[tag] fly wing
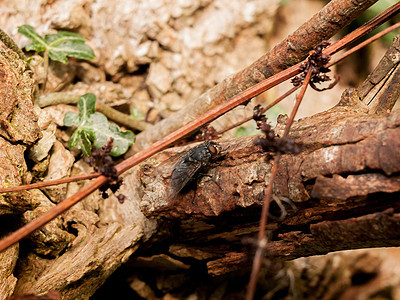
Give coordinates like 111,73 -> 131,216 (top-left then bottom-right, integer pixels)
151,150 -> 187,179
165,158 -> 202,201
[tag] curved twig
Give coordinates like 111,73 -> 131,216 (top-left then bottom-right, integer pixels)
327,22 -> 400,68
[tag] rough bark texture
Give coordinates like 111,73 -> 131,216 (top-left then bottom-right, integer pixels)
0,44 -> 40,299
0,243 -> 18,300
288,248 -> 400,300
0,47 -> 40,145
138,90 -> 400,275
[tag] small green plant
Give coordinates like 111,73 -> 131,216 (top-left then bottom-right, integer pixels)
17,25 -> 95,63
18,25 -> 95,91
130,107 -> 145,120
63,93 -> 135,156
234,124 -> 260,137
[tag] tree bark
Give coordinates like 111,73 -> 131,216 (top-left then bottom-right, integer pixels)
138,88 -> 400,275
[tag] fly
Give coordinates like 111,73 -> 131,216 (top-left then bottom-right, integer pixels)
165,140 -> 222,200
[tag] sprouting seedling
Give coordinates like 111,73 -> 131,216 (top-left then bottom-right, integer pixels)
18,25 -> 95,90
63,93 -> 135,157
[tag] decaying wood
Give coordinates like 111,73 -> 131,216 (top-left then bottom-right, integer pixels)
0,243 -> 18,299
138,89 -> 400,275
0,44 -> 41,299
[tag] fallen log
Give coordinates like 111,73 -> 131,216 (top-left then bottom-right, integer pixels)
138,89 -> 400,275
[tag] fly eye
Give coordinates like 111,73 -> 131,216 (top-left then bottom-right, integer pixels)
208,145 -> 220,155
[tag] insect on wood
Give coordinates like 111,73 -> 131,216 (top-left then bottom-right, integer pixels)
165,141 -> 222,200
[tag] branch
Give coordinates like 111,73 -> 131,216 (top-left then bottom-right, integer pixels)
246,70 -> 312,300
2,27 -> 398,196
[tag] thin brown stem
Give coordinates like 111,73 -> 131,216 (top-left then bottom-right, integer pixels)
245,236 -> 269,300
42,50 -> 49,92
114,65 -> 300,175
0,79 -> 297,196
325,1 -> 400,56
0,175 -> 109,252
218,86 -> 300,135
96,101 -> 147,131
0,173 -> 100,193
283,72 -> 312,138
246,155 -> 281,300
328,22 -> 400,68
222,20 -> 400,138
246,71 -> 312,300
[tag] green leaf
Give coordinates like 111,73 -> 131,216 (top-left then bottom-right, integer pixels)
18,25 -> 95,63
18,25 -> 47,52
63,93 -> 135,156
63,111 -> 80,127
77,93 -> 96,118
68,129 -> 92,157
45,31 -> 86,44
90,113 -> 136,156
79,130 -> 93,157
130,107 -> 145,120
63,93 -> 96,127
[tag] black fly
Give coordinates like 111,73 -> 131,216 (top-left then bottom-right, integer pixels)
165,141 -> 222,200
